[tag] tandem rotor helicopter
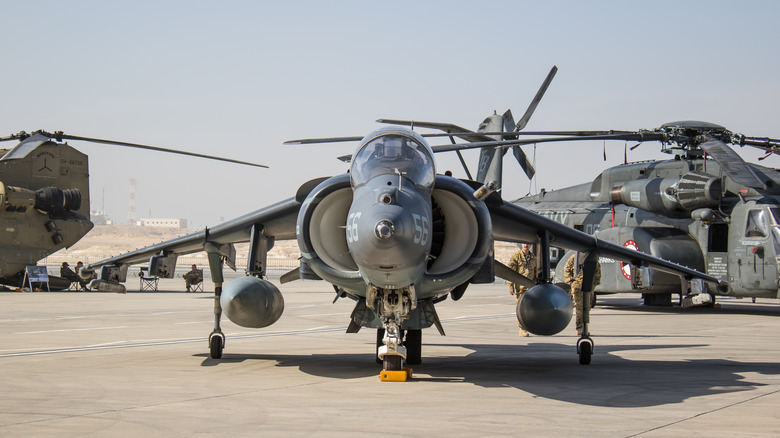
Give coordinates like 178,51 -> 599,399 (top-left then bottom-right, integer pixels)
0,130 -> 266,290
387,94 -> 780,308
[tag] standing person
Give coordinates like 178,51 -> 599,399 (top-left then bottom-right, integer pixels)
183,264 -> 203,292
508,243 -> 537,337
564,253 -> 601,336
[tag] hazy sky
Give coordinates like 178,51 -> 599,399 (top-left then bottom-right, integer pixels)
2,1 -> 779,229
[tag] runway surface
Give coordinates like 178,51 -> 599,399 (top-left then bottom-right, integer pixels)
1,280 -> 779,437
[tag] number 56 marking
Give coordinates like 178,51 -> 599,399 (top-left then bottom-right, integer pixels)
347,212 -> 361,243
412,213 -> 429,246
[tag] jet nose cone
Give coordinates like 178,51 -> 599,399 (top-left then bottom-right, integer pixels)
374,220 -> 395,240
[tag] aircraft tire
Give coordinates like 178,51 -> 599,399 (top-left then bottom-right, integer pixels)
642,293 -> 672,307
405,329 -> 422,365
578,341 -> 592,365
375,328 -> 385,364
384,354 -> 403,371
210,335 -> 223,359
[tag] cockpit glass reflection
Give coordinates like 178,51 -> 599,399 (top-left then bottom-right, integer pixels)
350,135 -> 435,189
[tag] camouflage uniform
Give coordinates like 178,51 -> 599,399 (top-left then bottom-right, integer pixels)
183,268 -> 203,291
564,255 -> 601,334
508,249 -> 537,297
509,248 -> 537,332
61,263 -> 89,290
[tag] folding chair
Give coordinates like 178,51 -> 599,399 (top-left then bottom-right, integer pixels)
68,281 -> 81,291
190,279 -> 204,292
139,267 -> 159,292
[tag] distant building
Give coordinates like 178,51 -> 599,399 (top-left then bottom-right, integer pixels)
139,218 -> 188,228
91,211 -> 113,225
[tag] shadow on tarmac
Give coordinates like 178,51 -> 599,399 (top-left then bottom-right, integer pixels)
195,340 -> 780,407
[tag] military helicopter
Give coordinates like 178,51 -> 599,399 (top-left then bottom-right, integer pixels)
0,130 -> 266,290
510,121 -> 780,306
418,119 -> 780,307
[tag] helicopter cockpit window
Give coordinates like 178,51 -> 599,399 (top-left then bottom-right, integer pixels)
769,207 -> 780,225
350,135 -> 435,189
745,209 -> 769,238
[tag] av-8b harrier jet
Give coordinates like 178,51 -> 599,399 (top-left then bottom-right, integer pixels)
89,126 -> 725,377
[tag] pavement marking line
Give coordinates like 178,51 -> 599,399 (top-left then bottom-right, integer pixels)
0,313 -> 516,358
444,314 -> 515,322
16,326 -> 129,335
0,310 -> 209,323
626,389 -> 780,437
85,341 -> 128,347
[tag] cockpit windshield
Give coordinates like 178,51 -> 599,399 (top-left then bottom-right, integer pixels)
350,134 -> 435,189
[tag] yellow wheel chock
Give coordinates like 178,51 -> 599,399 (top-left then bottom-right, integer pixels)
379,368 -> 413,382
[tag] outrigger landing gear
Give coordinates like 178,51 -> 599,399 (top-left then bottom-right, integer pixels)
576,252 -> 597,365
577,291 -> 594,365
209,284 -> 225,359
209,330 -> 225,359
205,244 -> 226,360
577,333 -> 593,365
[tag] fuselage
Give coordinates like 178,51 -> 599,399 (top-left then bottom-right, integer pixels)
514,157 -> 780,299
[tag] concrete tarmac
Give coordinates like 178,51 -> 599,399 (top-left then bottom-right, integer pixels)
1,280 -> 779,437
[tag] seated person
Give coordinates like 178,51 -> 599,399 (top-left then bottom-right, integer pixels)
61,262 -> 90,291
76,261 -> 96,286
183,264 -> 203,292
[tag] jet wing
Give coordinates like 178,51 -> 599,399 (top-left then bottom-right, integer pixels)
88,197 -> 302,269
488,198 -> 725,287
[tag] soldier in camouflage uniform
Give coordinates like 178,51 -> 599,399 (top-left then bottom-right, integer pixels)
183,264 -> 203,292
564,253 -> 601,335
509,243 -> 537,337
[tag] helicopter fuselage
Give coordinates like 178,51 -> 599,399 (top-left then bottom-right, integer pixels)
0,136 -> 92,285
514,156 -> 780,303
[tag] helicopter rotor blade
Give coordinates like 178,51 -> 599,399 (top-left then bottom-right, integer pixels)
58,133 -> 268,168
700,138 -> 766,190
0,131 -> 32,142
512,146 -> 535,179
738,136 -> 780,151
515,65 -> 558,131
502,110 -> 516,135
501,109 -> 536,178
